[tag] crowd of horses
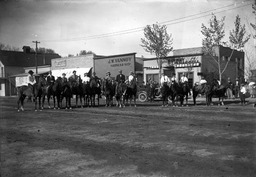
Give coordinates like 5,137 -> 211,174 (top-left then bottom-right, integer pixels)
16,76 -> 234,112
16,76 -> 138,112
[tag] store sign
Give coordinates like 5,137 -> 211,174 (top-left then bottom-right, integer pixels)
94,54 -> 135,79
107,57 -> 132,67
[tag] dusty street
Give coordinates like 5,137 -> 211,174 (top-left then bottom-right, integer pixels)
1,96 -> 256,177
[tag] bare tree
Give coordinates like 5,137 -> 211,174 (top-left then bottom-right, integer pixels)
141,23 -> 173,80
201,14 -> 250,83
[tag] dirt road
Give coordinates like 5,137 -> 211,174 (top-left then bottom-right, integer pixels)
1,97 -> 256,177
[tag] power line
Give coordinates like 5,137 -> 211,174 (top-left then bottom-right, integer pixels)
41,1 -> 253,43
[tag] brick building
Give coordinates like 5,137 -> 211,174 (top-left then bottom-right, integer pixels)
143,45 -> 245,88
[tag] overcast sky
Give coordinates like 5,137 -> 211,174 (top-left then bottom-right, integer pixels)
0,0 -> 255,58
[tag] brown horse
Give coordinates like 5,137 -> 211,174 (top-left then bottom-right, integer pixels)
17,78 -> 45,112
115,81 -> 127,108
42,77 -> 62,109
124,79 -> 137,107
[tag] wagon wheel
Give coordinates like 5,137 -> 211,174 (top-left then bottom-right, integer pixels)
138,91 -> 147,102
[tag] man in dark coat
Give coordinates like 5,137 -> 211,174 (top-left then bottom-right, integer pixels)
116,70 -> 125,84
46,71 -> 55,85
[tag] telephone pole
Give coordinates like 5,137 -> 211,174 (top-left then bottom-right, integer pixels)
32,41 -> 40,74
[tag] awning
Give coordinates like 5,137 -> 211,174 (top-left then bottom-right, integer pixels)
52,67 -> 92,78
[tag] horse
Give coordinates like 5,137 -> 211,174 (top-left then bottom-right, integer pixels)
42,77 -> 62,109
82,81 -> 91,107
17,78 -> 45,112
115,81 -> 127,108
208,80 -> 227,106
124,79 -> 137,107
160,83 -> 170,107
69,77 -> 84,108
102,78 -> 116,107
61,82 -> 72,109
89,77 -> 102,107
192,83 -> 212,106
169,81 -> 190,106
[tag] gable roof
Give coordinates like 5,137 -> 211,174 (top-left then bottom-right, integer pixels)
0,50 -> 61,67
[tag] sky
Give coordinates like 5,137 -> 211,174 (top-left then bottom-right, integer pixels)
0,0 -> 255,58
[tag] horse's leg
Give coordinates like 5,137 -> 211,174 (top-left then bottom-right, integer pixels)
134,94 -> 136,107
193,91 -> 197,105
34,96 -> 38,111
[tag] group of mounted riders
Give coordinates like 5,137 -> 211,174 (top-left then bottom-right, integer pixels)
146,72 -> 230,107
17,69 -> 138,111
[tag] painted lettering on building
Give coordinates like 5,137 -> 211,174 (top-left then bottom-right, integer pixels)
108,57 -> 132,67
54,60 -> 66,68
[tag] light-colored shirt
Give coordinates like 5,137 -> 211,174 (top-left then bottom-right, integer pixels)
160,75 -> 170,85
240,86 -> 246,94
27,74 -> 36,85
128,75 -> 134,82
82,76 -> 90,83
180,76 -> 188,83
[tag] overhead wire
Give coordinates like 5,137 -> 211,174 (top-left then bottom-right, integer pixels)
41,1 -> 253,43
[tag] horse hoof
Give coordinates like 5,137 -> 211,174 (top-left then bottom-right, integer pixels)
35,110 -> 38,112
48,106 -> 51,109
69,107 -> 72,110
134,105 -> 137,107
18,109 -> 20,112
65,107 -> 68,110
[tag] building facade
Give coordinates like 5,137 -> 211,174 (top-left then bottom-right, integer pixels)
0,47 -> 60,96
51,53 -> 144,84
143,46 -> 245,88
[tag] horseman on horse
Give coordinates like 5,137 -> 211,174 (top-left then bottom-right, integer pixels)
27,70 -> 37,98
160,72 -> 171,107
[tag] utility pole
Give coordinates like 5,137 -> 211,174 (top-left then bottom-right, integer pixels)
32,41 -> 40,74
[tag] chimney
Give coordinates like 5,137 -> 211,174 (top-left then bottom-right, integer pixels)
22,46 -> 31,53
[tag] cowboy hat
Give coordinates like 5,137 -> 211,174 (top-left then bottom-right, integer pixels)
62,73 -> 66,76
73,70 -> 76,73
28,70 -> 34,74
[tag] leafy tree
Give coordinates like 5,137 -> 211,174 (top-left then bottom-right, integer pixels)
0,43 -> 19,51
201,14 -> 250,83
37,47 -> 55,54
141,23 -> 173,79
229,15 -> 250,49
79,50 -> 95,56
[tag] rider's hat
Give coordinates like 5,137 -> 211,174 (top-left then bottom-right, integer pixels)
28,70 -> 34,74
73,70 -> 76,73
130,71 -> 134,75
62,73 -> 66,76
106,71 -> 110,75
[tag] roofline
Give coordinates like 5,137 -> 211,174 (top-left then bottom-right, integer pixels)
143,53 -> 204,61
94,52 -> 136,60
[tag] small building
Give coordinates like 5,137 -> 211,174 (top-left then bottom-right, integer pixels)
143,45 -> 244,88
0,47 -> 61,96
51,53 -> 144,84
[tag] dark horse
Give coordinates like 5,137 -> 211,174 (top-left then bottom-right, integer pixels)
208,80 -> 227,106
61,82 -> 72,109
89,77 -> 102,107
160,83 -> 170,107
192,82 -> 212,106
169,81 -> 190,106
115,81 -> 127,108
69,77 -> 84,108
102,79 -> 116,107
17,78 -> 45,112
124,79 -> 137,107
42,77 -> 62,109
